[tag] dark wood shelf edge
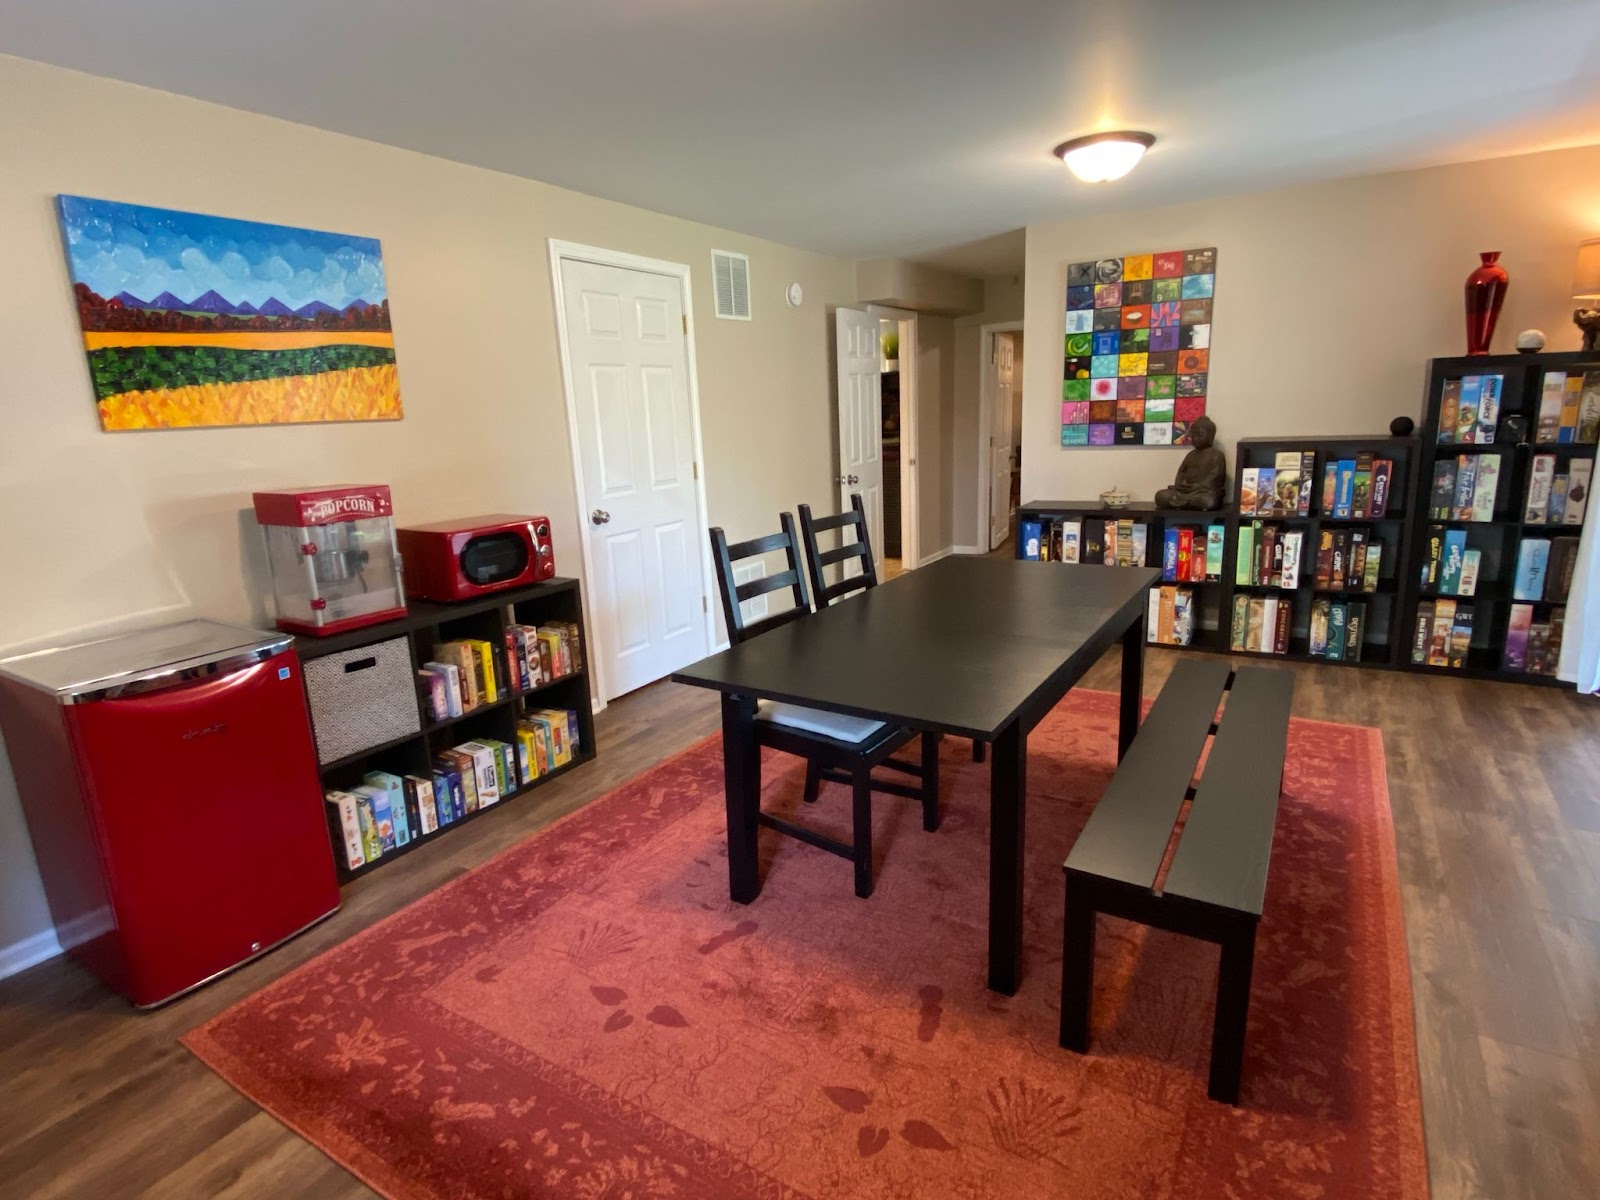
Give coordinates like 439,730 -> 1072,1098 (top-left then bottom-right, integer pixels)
319,727 -> 426,774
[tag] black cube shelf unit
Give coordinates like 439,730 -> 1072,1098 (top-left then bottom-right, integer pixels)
1017,433 -> 1423,668
1404,352 -> 1597,687
1231,434 -> 1422,667
297,578 -> 596,882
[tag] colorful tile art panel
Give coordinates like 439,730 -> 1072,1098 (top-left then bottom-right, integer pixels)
1062,247 -> 1215,447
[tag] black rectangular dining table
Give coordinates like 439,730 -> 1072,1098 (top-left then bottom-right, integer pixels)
672,555 -> 1159,995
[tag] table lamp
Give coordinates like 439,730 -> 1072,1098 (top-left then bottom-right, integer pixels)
1573,238 -> 1600,350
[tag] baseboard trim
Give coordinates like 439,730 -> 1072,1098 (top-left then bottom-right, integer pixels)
0,927 -> 62,981
916,546 -> 955,568
951,544 -> 986,556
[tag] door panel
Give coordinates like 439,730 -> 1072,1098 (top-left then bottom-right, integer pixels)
834,307 -> 884,579
562,258 -> 709,698
590,364 -> 636,496
653,521 -> 694,637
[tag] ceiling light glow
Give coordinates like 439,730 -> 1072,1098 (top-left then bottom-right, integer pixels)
1052,131 -> 1155,183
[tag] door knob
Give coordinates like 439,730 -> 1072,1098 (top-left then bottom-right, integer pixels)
843,474 -> 859,486
590,509 -> 611,525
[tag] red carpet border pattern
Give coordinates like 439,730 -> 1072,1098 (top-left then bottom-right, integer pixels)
185,689 -> 1428,1199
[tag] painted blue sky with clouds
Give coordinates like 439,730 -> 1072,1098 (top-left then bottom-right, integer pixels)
57,195 -> 388,309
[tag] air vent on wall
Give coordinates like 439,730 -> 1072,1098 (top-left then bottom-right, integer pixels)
711,250 -> 751,320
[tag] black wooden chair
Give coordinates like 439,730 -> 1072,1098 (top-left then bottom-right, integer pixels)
708,513 -> 939,898
797,495 -> 986,764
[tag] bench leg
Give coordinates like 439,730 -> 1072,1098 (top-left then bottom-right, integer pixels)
852,768 -> 874,899
1208,924 -> 1257,1104
1058,876 -> 1097,1052
801,759 -> 821,804
972,740 -> 986,763
920,733 -> 941,832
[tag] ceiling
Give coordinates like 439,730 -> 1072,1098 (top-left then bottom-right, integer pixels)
5,1 -> 1600,276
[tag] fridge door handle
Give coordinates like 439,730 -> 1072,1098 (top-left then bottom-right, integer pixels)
82,657 -> 288,711
62,643 -> 295,705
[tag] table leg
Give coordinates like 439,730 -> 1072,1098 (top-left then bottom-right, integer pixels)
1118,613 -> 1144,762
721,693 -> 761,903
987,718 -> 1026,995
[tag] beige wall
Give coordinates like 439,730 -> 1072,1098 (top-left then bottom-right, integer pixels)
953,275 -> 1025,548
0,55 -> 858,967
857,259 -> 983,316
1023,144 -> 1600,506
915,315 -> 956,555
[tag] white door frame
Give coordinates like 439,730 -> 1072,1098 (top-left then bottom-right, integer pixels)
867,304 -> 919,569
976,319 -> 1025,553
548,238 -> 719,712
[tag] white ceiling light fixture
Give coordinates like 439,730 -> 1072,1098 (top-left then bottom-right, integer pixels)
1053,131 -> 1156,183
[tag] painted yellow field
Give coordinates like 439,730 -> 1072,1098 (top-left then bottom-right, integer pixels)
98,364 -> 402,430
83,330 -> 395,351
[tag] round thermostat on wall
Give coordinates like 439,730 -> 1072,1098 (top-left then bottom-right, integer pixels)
785,282 -> 804,307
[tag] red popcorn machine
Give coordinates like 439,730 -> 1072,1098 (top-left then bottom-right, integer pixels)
252,485 -> 407,636
0,620 -> 340,1007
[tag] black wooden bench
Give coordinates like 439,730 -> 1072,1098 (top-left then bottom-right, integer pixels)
1058,658 -> 1294,1104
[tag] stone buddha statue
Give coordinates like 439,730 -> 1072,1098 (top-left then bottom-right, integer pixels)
1154,415 -> 1226,510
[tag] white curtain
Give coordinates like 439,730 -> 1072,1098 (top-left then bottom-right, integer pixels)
1559,508 -> 1600,693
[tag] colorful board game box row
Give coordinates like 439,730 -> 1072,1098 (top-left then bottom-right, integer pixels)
324,711 -> 582,871
1063,247 -> 1217,446
418,621 -> 581,722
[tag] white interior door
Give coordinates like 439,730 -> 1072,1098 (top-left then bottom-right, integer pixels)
834,307 -> 884,577
561,257 -> 708,698
989,332 -> 1016,549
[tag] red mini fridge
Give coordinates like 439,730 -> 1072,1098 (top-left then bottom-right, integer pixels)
0,620 -> 340,1007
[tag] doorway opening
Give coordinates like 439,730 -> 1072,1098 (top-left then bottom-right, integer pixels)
977,320 -> 1025,552
873,307 -> 918,579
880,316 -> 905,578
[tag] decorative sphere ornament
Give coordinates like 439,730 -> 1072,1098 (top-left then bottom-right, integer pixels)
1516,328 -> 1547,354
1390,416 -> 1416,437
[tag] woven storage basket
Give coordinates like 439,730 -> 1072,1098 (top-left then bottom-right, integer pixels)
303,636 -> 421,765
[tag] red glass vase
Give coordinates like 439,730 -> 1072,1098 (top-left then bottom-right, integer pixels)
1464,250 -> 1508,355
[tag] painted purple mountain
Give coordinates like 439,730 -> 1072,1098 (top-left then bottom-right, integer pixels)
234,300 -> 259,316
186,289 -> 239,314
256,298 -> 297,318
293,300 -> 339,319
147,291 -> 191,311
111,291 -> 149,308
342,298 -> 371,313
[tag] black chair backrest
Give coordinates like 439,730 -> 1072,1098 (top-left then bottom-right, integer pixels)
709,513 -> 812,646
797,494 -> 878,607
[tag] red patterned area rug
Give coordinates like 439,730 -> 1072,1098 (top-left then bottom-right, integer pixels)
185,690 -> 1427,1200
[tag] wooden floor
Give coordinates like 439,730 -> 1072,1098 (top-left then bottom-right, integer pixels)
2,568 -> 1598,1198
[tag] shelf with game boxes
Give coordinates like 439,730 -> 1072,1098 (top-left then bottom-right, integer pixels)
1017,504 -> 1162,567
1016,501 -> 1231,649
1236,440 -> 1406,524
1230,436 -> 1418,668
1405,353 -> 1598,686
298,577 -> 598,883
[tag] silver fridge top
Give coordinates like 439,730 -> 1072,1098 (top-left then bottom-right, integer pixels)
0,620 -> 292,704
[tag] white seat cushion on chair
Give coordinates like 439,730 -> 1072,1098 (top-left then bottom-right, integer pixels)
756,699 -> 886,743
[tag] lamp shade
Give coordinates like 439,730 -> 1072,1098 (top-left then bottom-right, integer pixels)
1052,132 -> 1155,183
1573,238 -> 1600,300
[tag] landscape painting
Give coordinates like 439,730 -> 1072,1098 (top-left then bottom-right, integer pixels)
56,195 -> 402,430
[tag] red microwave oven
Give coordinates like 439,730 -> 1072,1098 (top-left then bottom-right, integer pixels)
397,515 -> 555,601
